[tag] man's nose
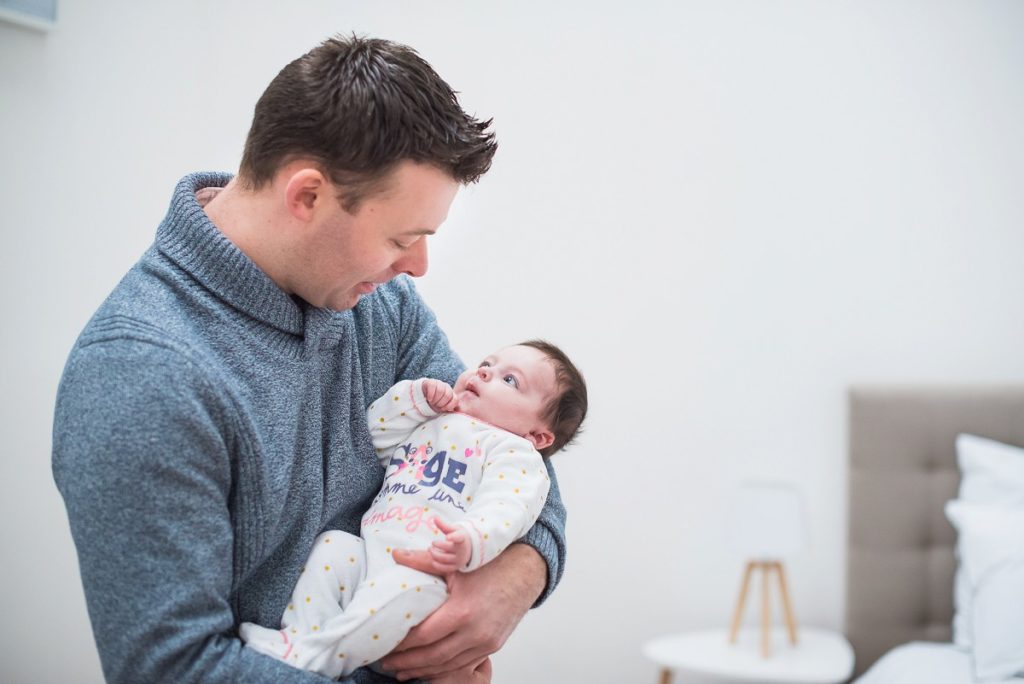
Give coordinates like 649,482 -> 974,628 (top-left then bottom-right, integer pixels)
396,238 -> 428,278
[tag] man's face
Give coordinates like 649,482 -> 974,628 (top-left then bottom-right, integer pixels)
295,161 -> 459,311
453,345 -> 557,448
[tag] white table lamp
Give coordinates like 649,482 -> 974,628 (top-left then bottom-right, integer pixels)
728,482 -> 807,658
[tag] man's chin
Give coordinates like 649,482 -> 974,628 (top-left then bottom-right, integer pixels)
326,282 -> 383,310
322,292 -> 361,312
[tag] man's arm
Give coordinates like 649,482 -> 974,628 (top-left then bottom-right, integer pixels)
52,339 -> 335,683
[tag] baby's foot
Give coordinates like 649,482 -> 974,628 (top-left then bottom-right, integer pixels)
239,622 -> 294,661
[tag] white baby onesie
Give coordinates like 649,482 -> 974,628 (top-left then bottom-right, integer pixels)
240,378 -> 550,678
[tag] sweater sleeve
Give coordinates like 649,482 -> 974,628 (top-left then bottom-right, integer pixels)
453,435 -> 550,572
52,339 -> 338,684
388,277 -> 568,605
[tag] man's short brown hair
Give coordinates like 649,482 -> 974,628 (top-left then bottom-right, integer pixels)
519,340 -> 588,458
240,34 -> 497,210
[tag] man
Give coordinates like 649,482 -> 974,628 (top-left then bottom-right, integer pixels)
52,35 -> 566,684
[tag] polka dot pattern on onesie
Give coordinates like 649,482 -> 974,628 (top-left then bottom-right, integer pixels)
253,399 -> 551,678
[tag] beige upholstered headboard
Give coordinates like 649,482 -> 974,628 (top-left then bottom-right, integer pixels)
845,386 -> 1024,677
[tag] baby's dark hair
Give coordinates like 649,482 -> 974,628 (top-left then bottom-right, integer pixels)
519,340 -> 588,457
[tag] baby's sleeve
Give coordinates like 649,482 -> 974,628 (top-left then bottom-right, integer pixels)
367,379 -> 438,455
453,435 -> 551,572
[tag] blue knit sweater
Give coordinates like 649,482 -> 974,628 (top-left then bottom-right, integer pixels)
52,173 -> 567,683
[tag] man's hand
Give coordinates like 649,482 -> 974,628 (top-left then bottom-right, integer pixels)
428,657 -> 492,684
425,518 -> 472,574
423,379 -> 458,413
383,544 -> 546,682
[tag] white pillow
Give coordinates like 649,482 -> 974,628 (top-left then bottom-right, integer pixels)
956,434 -> 1024,506
951,434 -> 1024,647
944,501 -> 1024,682
972,557 -> 1024,683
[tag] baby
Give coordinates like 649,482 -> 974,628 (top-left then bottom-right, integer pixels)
240,339 -> 587,678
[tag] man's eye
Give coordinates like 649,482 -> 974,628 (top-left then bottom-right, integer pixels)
503,374 -> 519,388
392,240 -> 412,250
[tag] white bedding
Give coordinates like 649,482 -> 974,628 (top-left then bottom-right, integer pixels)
854,642 -> 1024,684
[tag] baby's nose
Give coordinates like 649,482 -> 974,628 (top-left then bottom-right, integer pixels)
477,366 -> 492,380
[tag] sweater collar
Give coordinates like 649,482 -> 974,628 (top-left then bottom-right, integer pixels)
156,172 -> 304,336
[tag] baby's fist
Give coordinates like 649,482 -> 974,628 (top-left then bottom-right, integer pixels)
422,379 -> 458,413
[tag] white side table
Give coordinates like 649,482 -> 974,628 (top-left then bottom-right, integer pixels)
643,627 -> 854,684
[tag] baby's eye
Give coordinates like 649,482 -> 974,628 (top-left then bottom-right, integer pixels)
479,361 -> 491,368
503,374 -> 519,389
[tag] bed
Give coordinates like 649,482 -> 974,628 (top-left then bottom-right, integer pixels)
844,386 -> 1024,681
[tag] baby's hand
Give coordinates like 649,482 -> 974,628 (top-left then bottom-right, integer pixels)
426,517 -> 472,574
422,379 -> 458,413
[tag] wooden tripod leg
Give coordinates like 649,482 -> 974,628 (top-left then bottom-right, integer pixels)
761,562 -> 772,658
729,561 -> 756,643
658,668 -> 673,684
774,561 -> 799,645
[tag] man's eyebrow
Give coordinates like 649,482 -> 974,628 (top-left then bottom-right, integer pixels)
405,228 -> 437,236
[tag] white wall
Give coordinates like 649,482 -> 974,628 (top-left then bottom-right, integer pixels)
3,1 -> 1023,682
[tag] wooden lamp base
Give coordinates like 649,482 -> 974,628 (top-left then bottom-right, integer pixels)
728,560 -> 798,657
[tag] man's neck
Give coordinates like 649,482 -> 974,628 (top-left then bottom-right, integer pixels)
201,178 -> 296,295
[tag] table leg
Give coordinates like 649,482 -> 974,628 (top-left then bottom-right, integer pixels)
761,561 -> 772,658
658,668 -> 673,684
729,561 -> 756,643
774,561 -> 799,646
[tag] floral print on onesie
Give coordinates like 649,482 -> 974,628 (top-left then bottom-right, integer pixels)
240,378 -> 550,678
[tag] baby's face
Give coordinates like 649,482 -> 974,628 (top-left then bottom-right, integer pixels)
454,345 -> 556,451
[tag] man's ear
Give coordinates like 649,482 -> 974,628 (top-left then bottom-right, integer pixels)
527,428 -> 554,452
283,168 -> 329,221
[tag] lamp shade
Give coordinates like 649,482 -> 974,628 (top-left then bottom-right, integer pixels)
730,482 -> 807,559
